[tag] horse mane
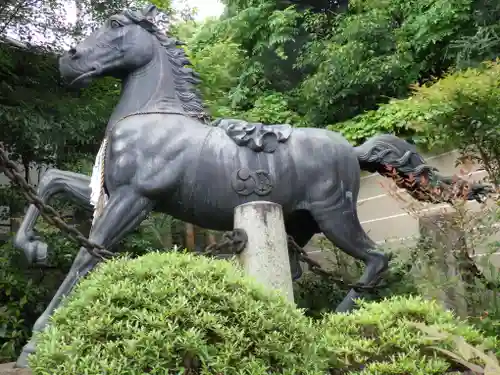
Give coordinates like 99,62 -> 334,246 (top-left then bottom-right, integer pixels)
123,8 -> 211,123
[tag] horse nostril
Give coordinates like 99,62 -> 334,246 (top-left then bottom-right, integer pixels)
68,48 -> 79,59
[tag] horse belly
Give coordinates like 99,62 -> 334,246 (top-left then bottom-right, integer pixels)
156,203 -> 234,232
181,155 -> 301,231
185,183 -> 242,231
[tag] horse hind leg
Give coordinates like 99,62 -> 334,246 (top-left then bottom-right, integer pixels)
285,210 -> 320,281
14,169 -> 92,265
287,231 -> 312,281
312,204 -> 389,312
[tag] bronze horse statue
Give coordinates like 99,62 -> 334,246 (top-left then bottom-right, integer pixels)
12,4 -> 490,367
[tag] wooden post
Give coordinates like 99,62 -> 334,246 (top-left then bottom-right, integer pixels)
234,201 -> 294,303
185,222 -> 195,250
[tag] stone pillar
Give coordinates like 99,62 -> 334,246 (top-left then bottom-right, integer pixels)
418,212 -> 468,317
234,201 -> 294,303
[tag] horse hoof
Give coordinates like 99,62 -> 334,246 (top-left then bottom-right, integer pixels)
29,240 -> 48,265
14,349 -> 33,368
15,340 -> 36,368
16,238 -> 49,265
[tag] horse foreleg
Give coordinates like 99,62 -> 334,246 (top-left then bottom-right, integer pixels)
14,169 -> 92,265
15,246 -> 100,368
15,185 -> 153,368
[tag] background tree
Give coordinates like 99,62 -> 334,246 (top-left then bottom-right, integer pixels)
187,0 -> 500,136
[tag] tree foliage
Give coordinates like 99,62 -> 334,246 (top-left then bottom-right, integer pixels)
186,0 -> 500,139
2,0 -> 499,174
0,44 -> 117,174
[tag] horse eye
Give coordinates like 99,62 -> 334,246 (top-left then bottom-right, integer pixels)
110,20 -> 121,28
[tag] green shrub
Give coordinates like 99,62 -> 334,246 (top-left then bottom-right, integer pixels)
318,295 -> 499,374
329,97 -> 426,145
293,246 -> 420,319
30,251 -> 327,375
294,272 -> 346,318
29,251 -> 500,375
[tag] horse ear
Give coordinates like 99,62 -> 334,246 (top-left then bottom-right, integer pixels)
142,4 -> 158,20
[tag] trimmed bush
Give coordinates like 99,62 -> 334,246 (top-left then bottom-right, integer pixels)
318,295 -> 499,374
30,251 -> 327,375
293,272 -> 346,319
30,251 -> 499,375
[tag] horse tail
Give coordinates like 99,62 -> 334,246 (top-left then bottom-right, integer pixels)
353,134 -> 438,198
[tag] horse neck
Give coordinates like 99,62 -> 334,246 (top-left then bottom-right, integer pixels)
107,48 -> 186,127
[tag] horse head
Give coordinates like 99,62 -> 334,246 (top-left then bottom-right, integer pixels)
59,4 -> 164,87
